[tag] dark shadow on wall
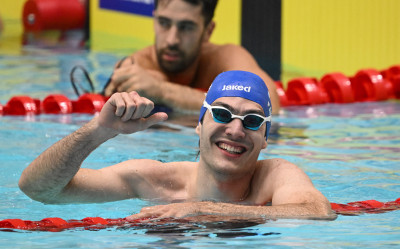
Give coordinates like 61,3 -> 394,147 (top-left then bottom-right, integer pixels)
241,0 -> 281,81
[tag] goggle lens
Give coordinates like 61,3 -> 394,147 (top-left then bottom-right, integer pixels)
243,114 -> 264,128
212,108 -> 232,123
209,106 -> 268,130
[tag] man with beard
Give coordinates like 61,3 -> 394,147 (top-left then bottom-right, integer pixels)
103,0 -> 281,114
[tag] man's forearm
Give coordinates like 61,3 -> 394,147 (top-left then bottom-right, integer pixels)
18,118 -> 115,203
127,200 -> 336,221
197,201 -> 336,220
157,81 -> 205,113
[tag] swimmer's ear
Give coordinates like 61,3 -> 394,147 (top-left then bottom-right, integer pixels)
262,140 -> 267,149
195,123 -> 202,135
203,21 -> 215,42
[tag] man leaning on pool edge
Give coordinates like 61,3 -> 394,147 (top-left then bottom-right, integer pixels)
19,70 -> 336,221
103,0 -> 281,114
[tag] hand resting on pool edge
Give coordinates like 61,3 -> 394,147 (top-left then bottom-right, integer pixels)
19,70 -> 336,221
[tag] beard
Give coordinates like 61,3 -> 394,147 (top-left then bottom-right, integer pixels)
156,43 -> 201,74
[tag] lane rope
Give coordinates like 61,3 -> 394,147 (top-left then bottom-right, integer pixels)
1,198 -> 399,231
1,65 -> 399,116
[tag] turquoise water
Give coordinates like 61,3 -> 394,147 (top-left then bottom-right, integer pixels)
0,50 -> 400,248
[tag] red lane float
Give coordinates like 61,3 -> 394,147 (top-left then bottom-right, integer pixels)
382,65 -> 400,99
286,77 -> 328,105
0,217 -> 135,232
73,93 -> 107,114
3,96 -> 41,115
276,64 -> 399,107
331,197 -> 400,215
1,94 -> 107,116
391,76 -> 400,99
275,81 -> 290,107
23,0 -> 86,31
320,73 -> 354,103
1,198 -> 399,231
42,94 -> 73,114
350,69 -> 390,102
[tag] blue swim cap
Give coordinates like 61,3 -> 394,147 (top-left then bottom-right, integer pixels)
199,70 -> 272,141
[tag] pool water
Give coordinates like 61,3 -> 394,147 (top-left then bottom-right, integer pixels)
0,50 -> 400,248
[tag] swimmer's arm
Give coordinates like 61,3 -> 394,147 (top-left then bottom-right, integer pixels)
19,92 -> 168,204
216,44 -> 281,115
108,75 -> 206,113
18,118 -> 118,203
127,198 -> 335,222
128,186 -> 335,221
104,52 -> 206,113
52,159 -> 170,203
268,160 -> 334,218
126,76 -> 206,113
244,159 -> 335,219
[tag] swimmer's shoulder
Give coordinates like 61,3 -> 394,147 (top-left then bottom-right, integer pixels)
131,45 -> 158,69
108,159 -> 197,182
248,159 -> 290,204
201,43 -> 247,59
200,43 -> 257,73
256,158 -> 311,189
250,159 -> 303,201
256,158 -> 301,176
195,43 -> 246,87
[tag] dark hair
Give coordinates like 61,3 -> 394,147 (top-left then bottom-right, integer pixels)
154,0 -> 218,26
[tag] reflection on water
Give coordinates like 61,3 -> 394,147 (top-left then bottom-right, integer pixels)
123,218 -> 273,237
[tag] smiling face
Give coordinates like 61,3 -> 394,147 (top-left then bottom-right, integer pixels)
196,97 -> 268,179
153,0 -> 214,73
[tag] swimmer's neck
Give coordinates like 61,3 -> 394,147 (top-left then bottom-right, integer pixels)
165,58 -> 201,86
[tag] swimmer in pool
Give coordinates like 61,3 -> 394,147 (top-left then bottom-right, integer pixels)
102,0 -> 280,114
19,70 -> 335,220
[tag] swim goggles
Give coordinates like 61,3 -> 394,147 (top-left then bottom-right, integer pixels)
203,101 -> 271,131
